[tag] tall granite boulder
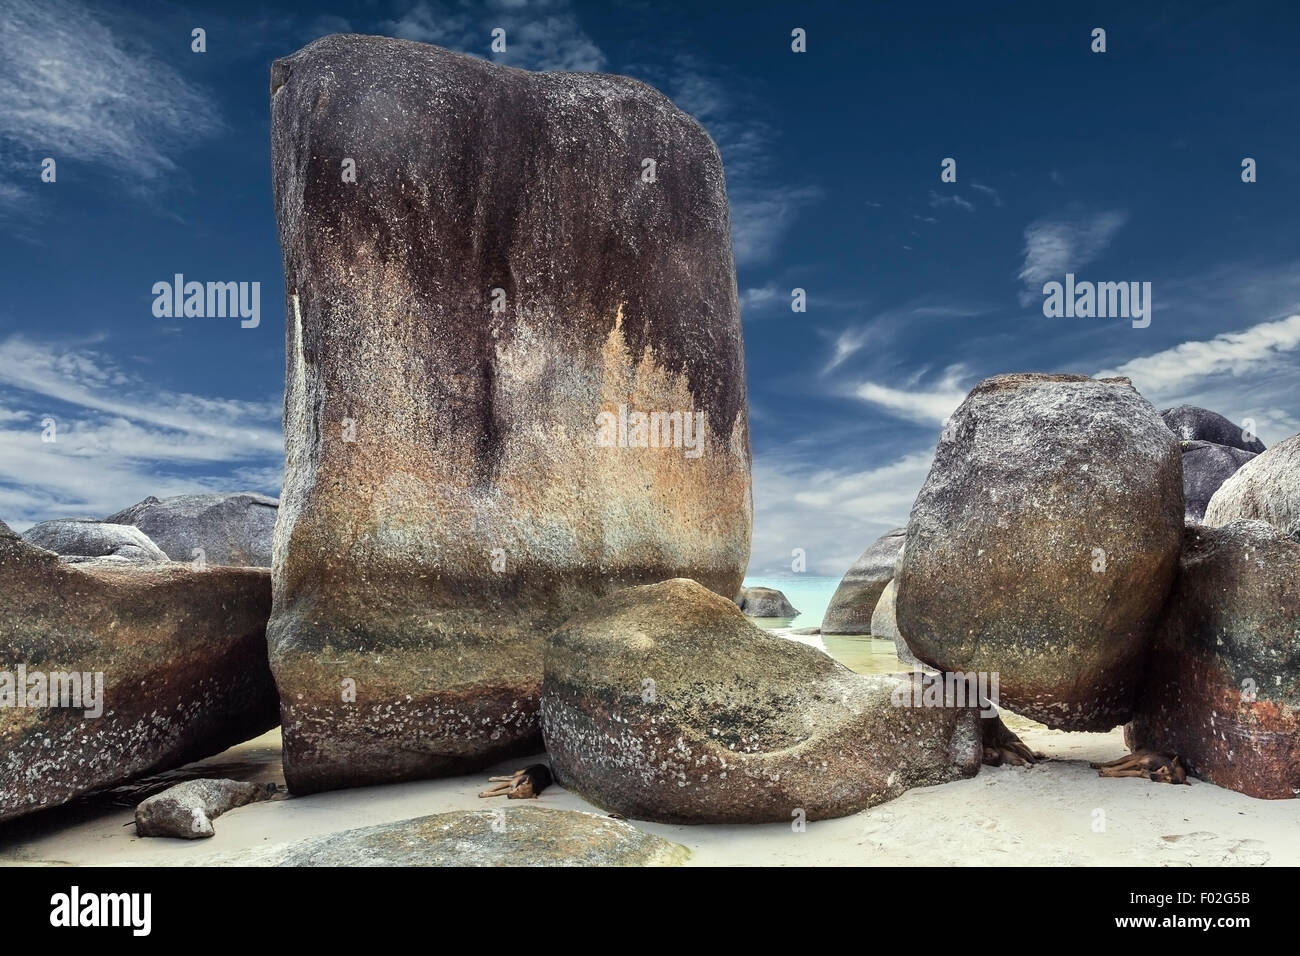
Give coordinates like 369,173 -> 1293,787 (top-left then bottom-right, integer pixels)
821,528 -> 906,634
1205,433 -> 1300,536
268,36 -> 752,793
106,493 -> 279,568
21,520 -> 167,564
1127,521 -> 1300,798
541,579 -> 982,823
1161,404 -> 1266,454
896,374 -> 1184,731
1179,441 -> 1256,523
0,521 -> 278,822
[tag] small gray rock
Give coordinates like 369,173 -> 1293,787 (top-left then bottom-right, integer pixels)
135,778 -> 275,839
734,586 -> 799,617
1161,404 -> 1266,454
1180,440 -> 1256,522
271,808 -> 688,866
106,493 -> 278,567
20,520 -> 167,563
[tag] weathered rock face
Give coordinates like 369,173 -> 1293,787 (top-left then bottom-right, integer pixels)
1161,404 -> 1266,454
822,528 -> 906,634
896,374 -> 1184,731
1205,433 -> 1300,536
871,579 -> 899,639
735,586 -> 798,618
106,493 -> 278,568
135,778 -> 275,839
0,522 -> 278,822
21,520 -> 167,564
1179,440 -> 1255,522
541,579 -> 982,824
266,808 -> 689,867
1127,521 -> 1300,799
268,35 -> 751,794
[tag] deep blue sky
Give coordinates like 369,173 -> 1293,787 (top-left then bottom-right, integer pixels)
2,0 -> 1298,575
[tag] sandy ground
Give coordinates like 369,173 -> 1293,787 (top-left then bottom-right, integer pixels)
2,721 -> 1296,866
3,635 -> 1295,866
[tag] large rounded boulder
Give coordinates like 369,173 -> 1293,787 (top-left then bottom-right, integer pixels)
0,521 -> 278,822
1127,521 -> 1300,798
268,36 -> 751,793
821,528 -> 906,634
541,578 -> 982,824
1180,440 -> 1256,523
21,520 -> 167,564
896,373 -> 1184,730
1161,404 -> 1266,454
106,493 -> 278,567
1204,433 -> 1300,536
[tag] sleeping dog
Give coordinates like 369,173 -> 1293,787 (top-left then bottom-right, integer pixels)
478,763 -> 553,799
1091,750 -> 1189,785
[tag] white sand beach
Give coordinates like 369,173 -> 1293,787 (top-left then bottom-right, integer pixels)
3,716 -> 1295,867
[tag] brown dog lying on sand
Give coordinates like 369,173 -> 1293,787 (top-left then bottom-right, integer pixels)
1091,750 -> 1188,784
478,763 -> 553,799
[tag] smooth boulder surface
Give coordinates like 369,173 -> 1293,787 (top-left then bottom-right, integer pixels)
1127,521 -> 1300,799
1161,404 -> 1266,454
268,35 -> 751,794
735,586 -> 798,618
0,522 -> 278,822
897,374 -> 1184,731
265,808 -> 689,866
870,578 -> 924,670
1205,433 -> 1300,536
20,520 -> 167,564
135,778 -> 275,839
541,579 -> 982,824
821,528 -> 906,634
1180,441 -> 1256,522
106,493 -> 278,567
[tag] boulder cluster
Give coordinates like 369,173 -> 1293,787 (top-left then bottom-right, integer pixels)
851,375 -> 1299,799
4,35 -> 1296,841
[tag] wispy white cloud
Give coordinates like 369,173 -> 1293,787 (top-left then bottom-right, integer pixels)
740,283 -> 786,316
1098,314 -> 1300,393
0,0 -> 221,207
1094,314 -> 1300,443
824,326 -> 874,373
1018,210 -> 1128,303
929,189 -> 974,212
381,0 -> 606,71
652,57 -> 820,267
749,449 -> 934,576
970,181 -> 1002,206
852,369 -> 968,426
0,337 -> 282,529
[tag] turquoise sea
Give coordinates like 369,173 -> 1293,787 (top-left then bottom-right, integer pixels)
742,573 -> 912,676
740,574 -> 841,630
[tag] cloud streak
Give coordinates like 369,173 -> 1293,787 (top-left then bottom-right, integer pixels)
1018,210 -> 1128,303
0,0 -> 221,206
0,337 -> 282,529
381,0 -> 606,72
